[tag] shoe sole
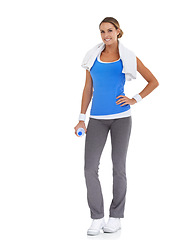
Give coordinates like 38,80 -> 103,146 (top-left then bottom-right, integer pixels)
87,232 -> 100,236
87,225 -> 105,236
103,227 -> 121,233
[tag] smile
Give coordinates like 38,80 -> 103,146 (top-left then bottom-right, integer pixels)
104,38 -> 111,42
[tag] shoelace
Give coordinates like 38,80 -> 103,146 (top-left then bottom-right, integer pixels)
90,219 -> 104,229
106,219 -> 120,228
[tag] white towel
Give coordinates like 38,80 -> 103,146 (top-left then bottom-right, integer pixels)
81,40 -> 137,81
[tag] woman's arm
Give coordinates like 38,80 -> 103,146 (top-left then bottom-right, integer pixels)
116,57 -> 159,106
74,70 -> 93,136
80,70 -> 93,115
136,57 -> 159,99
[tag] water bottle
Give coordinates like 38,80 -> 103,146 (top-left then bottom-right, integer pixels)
77,128 -> 85,137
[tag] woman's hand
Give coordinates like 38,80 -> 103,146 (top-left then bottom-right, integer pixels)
74,121 -> 87,137
116,95 -> 136,106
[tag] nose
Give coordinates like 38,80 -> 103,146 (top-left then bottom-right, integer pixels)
104,33 -> 109,38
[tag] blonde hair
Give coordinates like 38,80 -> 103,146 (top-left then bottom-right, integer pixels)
99,17 -> 123,38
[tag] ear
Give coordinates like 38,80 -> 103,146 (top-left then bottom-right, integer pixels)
117,28 -> 120,36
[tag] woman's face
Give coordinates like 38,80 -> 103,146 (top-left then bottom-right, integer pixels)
99,22 -> 120,45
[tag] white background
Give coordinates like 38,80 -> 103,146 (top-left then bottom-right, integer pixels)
0,0 -> 180,239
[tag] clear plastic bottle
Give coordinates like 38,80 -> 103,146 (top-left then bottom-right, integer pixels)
77,128 -> 85,137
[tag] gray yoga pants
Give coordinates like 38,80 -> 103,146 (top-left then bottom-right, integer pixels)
84,116 -> 132,219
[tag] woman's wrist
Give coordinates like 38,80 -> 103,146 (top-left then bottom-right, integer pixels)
131,98 -> 137,105
132,94 -> 142,103
79,113 -> 86,122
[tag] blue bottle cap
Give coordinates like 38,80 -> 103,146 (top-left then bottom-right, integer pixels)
77,128 -> 85,136
78,131 -> 82,136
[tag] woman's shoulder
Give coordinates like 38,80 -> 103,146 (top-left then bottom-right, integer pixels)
81,42 -> 105,70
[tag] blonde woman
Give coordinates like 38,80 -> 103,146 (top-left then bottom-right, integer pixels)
74,17 -> 159,236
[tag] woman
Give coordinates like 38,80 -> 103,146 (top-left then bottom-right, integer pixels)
74,17 -> 159,236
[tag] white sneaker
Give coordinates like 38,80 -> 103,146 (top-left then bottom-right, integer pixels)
103,217 -> 121,233
87,218 -> 105,236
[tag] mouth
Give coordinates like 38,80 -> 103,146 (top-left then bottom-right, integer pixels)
104,38 -> 111,42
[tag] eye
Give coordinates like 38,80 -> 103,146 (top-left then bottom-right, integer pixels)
108,30 -> 112,32
101,30 -> 105,33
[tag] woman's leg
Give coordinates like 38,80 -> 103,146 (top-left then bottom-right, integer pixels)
84,118 -> 110,219
109,116 -> 132,218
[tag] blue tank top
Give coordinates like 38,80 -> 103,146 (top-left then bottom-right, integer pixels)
90,57 -> 130,116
